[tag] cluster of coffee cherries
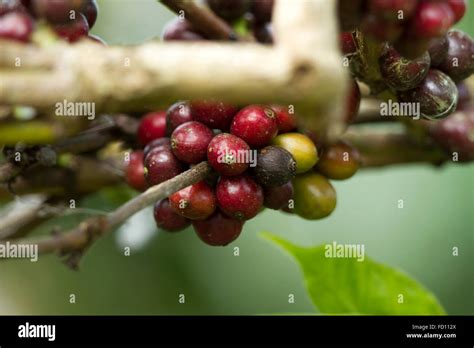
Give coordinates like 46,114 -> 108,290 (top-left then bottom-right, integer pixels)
0,0 -> 102,44
122,0 -> 362,246
340,0 -> 474,161
163,0 -> 274,44
125,101 -> 361,246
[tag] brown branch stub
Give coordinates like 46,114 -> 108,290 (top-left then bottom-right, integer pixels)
160,0 -> 239,41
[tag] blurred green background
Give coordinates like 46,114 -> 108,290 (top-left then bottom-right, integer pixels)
0,0 -> 473,315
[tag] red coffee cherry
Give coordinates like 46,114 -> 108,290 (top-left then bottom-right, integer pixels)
171,121 -> 214,164
216,175 -> 263,221
193,210 -> 243,246
190,100 -> 239,131
169,181 -> 217,220
410,2 -> 454,39
230,105 -> 278,148
144,147 -> 185,186
137,111 -> 167,146
271,105 -> 297,134
153,199 -> 190,232
166,101 -> 193,135
125,150 -> 147,192
207,133 -> 250,176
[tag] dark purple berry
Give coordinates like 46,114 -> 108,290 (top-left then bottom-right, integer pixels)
428,35 -> 449,67
144,147 -> 185,186
171,121 -> 214,164
398,69 -> 458,120
154,199 -> 190,232
264,181 -> 294,210
438,30 -> 474,83
82,0 -> 97,29
166,101 -> 193,135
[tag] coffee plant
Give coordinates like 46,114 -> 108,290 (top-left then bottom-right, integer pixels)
0,0 -> 472,315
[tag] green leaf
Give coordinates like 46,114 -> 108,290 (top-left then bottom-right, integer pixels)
261,232 -> 446,315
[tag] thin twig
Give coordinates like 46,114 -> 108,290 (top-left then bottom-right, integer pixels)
0,115 -> 138,183
159,0 -> 239,41
343,126 -> 447,167
0,194 -> 49,239
0,162 -> 211,267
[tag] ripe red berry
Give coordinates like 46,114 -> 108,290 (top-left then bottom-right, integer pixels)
190,100 -> 238,131
82,0 -> 98,29
0,12 -> 33,42
410,2 -> 454,39
137,111 -> 167,146
271,105 -> 297,133
125,150 -> 147,192
340,32 -> 357,55
216,175 -> 263,220
193,210 -> 243,246
169,181 -> 217,220
144,147 -> 185,186
154,199 -> 190,232
166,101 -> 193,135
170,121 -> 213,164
231,105 -> 278,148
53,12 -> 89,42
448,0 -> 466,24
264,181 -> 294,210
207,133 -> 250,176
